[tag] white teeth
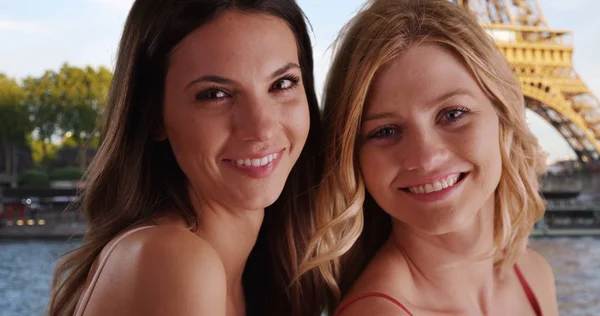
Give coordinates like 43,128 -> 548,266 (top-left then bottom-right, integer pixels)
407,174 -> 461,194
425,183 -> 433,194
233,153 -> 278,167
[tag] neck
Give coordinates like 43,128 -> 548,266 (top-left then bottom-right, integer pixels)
389,196 -> 500,312
189,187 -> 264,296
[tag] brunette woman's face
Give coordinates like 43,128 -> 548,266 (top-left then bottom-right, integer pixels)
161,11 -> 310,211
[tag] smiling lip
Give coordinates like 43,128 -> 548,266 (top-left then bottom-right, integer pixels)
399,172 -> 468,202
223,149 -> 285,179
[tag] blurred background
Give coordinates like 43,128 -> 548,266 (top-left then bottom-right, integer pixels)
0,0 -> 599,315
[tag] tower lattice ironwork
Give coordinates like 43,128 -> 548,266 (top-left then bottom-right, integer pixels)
451,0 -> 600,162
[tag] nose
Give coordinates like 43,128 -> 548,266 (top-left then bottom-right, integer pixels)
233,94 -> 278,142
400,127 -> 449,172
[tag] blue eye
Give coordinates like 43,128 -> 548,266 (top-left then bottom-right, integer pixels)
443,107 -> 470,122
368,125 -> 397,139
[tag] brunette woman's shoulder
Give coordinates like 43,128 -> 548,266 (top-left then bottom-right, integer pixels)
80,223 -> 226,316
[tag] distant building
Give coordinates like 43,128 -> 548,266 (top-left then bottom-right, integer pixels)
0,146 -> 34,189
546,158 -> 599,175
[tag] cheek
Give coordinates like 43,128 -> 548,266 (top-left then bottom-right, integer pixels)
283,100 -> 311,144
467,118 -> 502,186
163,108 -> 222,164
165,110 -> 194,150
298,104 -> 311,140
359,146 -> 392,191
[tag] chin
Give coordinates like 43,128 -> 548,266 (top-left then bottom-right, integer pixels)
246,196 -> 280,211
407,220 -> 459,236
237,184 -> 286,211
400,205 -> 479,236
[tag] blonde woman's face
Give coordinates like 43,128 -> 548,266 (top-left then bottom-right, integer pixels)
358,43 -> 502,234
161,11 -> 310,211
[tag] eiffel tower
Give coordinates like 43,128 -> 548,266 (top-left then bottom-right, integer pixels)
451,0 -> 600,162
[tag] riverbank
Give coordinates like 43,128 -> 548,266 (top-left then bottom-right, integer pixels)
0,223 -> 85,239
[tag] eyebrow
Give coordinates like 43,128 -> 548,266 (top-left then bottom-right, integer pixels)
269,62 -> 301,79
362,111 -> 398,123
184,62 -> 301,91
424,88 -> 473,110
362,88 -> 474,123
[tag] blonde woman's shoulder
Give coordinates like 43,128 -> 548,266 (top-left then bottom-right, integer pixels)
516,247 -> 559,316
335,295 -> 412,316
81,223 -> 226,316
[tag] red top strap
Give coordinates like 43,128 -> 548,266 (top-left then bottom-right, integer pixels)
514,264 -> 543,316
334,292 -> 414,316
335,265 -> 542,316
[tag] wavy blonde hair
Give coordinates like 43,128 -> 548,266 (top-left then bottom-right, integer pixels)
298,0 -> 547,304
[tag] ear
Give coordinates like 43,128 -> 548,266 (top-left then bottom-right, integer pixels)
154,123 -> 167,141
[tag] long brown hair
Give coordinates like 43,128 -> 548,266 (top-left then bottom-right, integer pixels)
299,0 -> 546,308
47,1 -> 327,315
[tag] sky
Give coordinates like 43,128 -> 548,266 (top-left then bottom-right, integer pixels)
1,0 -> 599,162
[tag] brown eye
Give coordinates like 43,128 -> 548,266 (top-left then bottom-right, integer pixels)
273,79 -> 293,90
269,75 -> 299,92
195,89 -> 228,102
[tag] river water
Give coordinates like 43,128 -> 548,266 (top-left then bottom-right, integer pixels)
0,239 -> 78,316
529,237 -> 600,315
0,237 -> 599,316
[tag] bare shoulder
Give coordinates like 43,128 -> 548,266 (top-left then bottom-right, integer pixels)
82,224 -> 226,316
336,295 -> 412,316
337,246 -> 413,316
516,247 -> 559,316
517,247 -> 555,290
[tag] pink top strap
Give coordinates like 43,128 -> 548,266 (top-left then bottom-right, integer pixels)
334,292 -> 414,316
73,225 -> 156,316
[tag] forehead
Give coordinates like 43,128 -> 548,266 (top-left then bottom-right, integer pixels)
168,10 -> 299,76
365,43 -> 484,112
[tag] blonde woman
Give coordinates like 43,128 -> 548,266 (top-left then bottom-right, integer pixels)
300,0 -> 558,315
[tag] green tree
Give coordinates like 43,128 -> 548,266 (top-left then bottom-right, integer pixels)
22,70 -> 61,164
29,137 -> 57,166
22,64 -> 113,169
56,64 -> 112,169
0,73 -> 30,179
